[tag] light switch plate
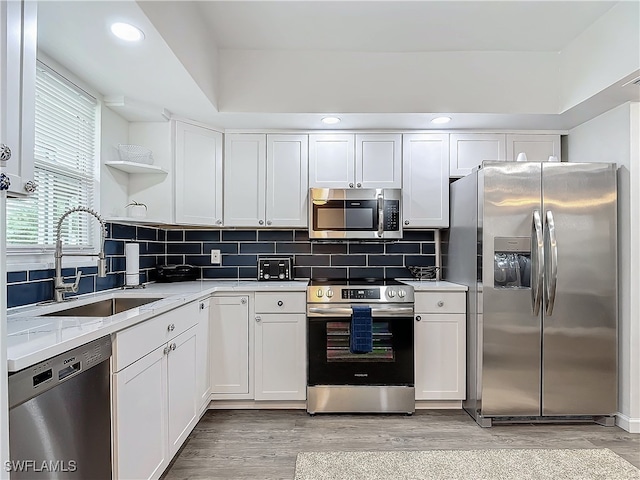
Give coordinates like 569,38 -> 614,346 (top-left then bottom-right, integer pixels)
210,249 -> 221,264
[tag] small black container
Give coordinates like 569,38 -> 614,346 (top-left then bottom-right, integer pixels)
155,264 -> 199,282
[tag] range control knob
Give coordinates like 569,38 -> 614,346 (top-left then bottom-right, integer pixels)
326,289 -> 334,298
316,289 -> 324,298
264,273 -> 270,280
279,273 -> 285,279
387,289 -> 396,298
398,289 -> 406,298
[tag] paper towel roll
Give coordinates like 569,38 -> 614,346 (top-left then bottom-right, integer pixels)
125,243 -> 140,286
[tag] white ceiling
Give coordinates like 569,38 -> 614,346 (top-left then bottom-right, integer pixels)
199,1 -> 616,52
37,1 -> 637,130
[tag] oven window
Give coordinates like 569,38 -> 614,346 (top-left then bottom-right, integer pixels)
326,321 -> 394,362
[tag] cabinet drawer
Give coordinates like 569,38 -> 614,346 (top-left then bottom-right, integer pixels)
254,292 -> 306,313
415,292 -> 465,314
113,301 -> 199,372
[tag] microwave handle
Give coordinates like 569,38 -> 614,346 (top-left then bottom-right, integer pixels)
377,194 -> 384,237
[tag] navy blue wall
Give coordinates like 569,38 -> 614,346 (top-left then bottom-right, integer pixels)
7,224 -> 435,307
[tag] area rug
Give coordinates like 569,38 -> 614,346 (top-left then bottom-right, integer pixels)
294,449 -> 640,480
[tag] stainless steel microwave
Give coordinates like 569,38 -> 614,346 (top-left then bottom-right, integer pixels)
309,188 -> 402,239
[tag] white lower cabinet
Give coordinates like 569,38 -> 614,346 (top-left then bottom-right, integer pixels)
112,301 -> 202,480
254,292 -> 306,401
414,292 -> 466,400
210,295 -> 250,397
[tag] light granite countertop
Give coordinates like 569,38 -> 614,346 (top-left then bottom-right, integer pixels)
7,278 -> 467,372
6,279 -> 310,372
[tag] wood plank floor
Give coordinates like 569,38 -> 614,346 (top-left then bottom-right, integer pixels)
161,409 -> 640,480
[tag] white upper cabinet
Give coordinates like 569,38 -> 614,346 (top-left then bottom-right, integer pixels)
402,133 -> 449,228
224,134 -> 266,227
1,0 -> 36,197
224,133 -> 308,228
450,133 -> 506,177
506,134 -> 561,162
266,134 -> 309,227
355,134 -> 402,188
175,121 -> 223,226
309,133 -> 401,188
308,134 -> 355,188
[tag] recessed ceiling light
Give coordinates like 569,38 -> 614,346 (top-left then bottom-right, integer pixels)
431,116 -> 451,124
110,22 -> 145,42
321,116 -> 341,125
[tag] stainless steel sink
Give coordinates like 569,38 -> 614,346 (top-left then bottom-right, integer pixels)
41,297 -> 164,317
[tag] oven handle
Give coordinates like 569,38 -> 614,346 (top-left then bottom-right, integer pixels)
307,306 -> 414,317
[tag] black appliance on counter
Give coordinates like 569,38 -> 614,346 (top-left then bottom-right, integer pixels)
155,264 -> 199,282
258,257 -> 292,281
306,279 -> 415,414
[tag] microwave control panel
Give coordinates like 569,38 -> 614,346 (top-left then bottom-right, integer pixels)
383,200 -> 400,231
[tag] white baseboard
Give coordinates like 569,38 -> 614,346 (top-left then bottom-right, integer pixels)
415,400 -> 463,410
208,400 -> 306,410
616,413 -> 640,433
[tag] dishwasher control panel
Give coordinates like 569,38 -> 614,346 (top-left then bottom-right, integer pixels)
8,336 -> 112,409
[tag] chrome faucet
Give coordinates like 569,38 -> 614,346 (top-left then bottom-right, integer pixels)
54,206 -> 108,302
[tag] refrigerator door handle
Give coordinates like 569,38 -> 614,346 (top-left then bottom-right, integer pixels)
531,210 -> 544,315
545,210 -> 558,316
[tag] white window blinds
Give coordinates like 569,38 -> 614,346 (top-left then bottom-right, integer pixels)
6,62 -> 98,249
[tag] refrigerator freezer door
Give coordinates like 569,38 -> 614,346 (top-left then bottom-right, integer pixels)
541,163 -> 617,416
481,162 -> 542,416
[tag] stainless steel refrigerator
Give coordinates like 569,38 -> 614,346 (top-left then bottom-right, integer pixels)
448,161 -> 617,427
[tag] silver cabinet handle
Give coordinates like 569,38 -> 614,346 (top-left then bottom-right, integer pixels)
267,220 -> 272,225
437,301 -> 444,307
24,180 -> 37,193
200,302 -> 205,310
356,183 -> 362,188
241,297 -> 247,305
255,315 -> 261,323
404,220 -> 410,225
349,183 -> 354,188
259,220 -> 264,225
416,315 -> 422,322
531,210 -> 544,316
216,219 -> 222,225
163,346 -> 170,355
277,300 -> 284,307
170,343 -> 176,351
0,173 -> 10,191
545,210 -> 558,316
0,143 -> 11,161
168,323 -> 175,332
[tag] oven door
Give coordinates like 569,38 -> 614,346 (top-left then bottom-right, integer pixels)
307,309 -> 414,386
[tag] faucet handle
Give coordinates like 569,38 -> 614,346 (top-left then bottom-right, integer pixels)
70,270 -> 82,293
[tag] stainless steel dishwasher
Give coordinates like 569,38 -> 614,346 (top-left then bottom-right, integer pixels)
8,336 -> 112,479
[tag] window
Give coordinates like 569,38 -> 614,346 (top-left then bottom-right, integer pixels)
7,61 -> 98,251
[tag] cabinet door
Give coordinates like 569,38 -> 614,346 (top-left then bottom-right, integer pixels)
175,121 -> 223,225
195,300 -> 211,413
254,313 -> 306,401
450,133 -> 506,177
1,0 -> 36,197
355,134 -> 402,188
402,133 -> 449,228
266,134 -> 308,227
506,134 -> 561,162
414,313 -> 466,400
309,134 -> 355,188
113,346 -> 168,480
210,296 -> 250,396
167,326 -> 198,457
224,134 -> 266,227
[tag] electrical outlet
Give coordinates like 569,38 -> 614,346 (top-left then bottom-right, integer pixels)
210,249 -> 221,264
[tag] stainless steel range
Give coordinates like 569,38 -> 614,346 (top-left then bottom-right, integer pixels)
306,280 -> 415,414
